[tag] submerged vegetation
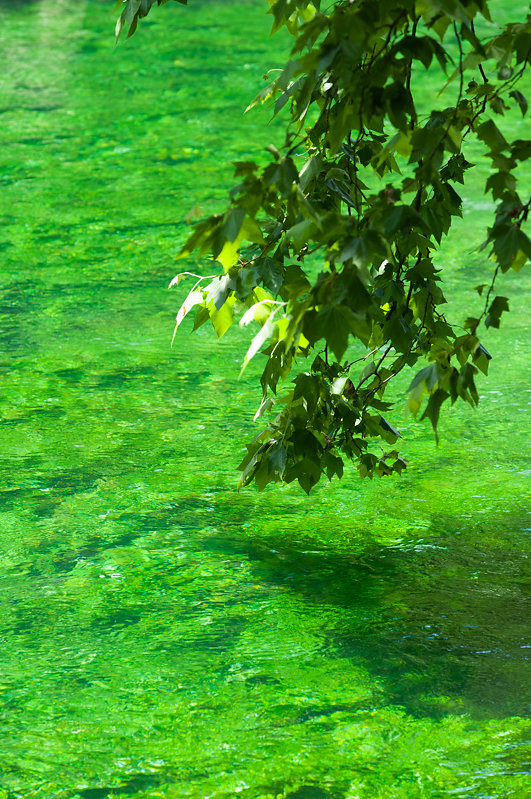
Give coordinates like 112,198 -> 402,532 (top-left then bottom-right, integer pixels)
0,1 -> 529,797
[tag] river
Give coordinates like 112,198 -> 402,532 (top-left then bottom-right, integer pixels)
0,1 -> 529,797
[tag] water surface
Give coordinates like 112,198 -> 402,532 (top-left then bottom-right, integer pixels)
0,1 -> 529,797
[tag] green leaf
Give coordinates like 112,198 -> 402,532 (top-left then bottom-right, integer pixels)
485,171 -> 516,200
192,305 -> 210,332
223,207 -> 246,243
420,388 -> 449,445
473,343 -> 492,376
456,362 -> 479,406
261,258 -> 284,294
211,298 -> 235,339
310,306 -> 349,361
324,452 -> 344,482
509,89 -> 528,117
476,120 -> 509,153
287,219 -> 316,251
408,363 -> 439,393
485,295 -> 509,329
379,416 -> 401,443
267,443 -> 288,477
326,177 -> 355,207
492,226 -> 523,272
241,320 -> 275,372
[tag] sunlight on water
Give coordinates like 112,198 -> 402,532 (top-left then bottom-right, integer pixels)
0,1 -> 529,798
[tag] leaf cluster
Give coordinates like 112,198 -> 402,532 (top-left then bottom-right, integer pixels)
116,0 -> 530,492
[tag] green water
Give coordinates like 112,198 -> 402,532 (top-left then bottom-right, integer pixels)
0,1 -> 530,797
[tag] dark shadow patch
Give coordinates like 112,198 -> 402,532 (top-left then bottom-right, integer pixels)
77,772 -> 163,798
286,786 -> 343,799
198,514 -> 530,720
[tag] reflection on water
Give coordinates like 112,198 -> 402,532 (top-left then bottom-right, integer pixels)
0,0 -> 530,797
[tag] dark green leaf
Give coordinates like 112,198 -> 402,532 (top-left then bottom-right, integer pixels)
485,295 -> 509,329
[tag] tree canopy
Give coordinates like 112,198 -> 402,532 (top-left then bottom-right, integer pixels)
115,0 -> 530,493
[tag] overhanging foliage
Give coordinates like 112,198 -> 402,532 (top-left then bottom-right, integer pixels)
116,0 -> 530,492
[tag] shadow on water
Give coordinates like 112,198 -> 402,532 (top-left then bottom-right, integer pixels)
198,515 -> 530,720
77,773 -> 164,799
4,465 -> 528,725
77,776 -> 339,799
